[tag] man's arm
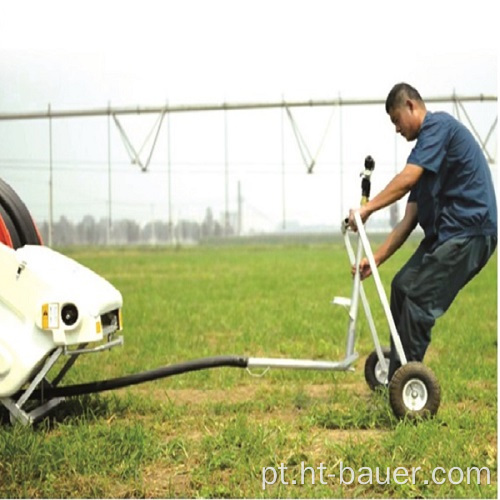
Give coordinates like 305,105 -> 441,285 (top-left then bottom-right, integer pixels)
349,163 -> 423,229
354,201 -> 418,280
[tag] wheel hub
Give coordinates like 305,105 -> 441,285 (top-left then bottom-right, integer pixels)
375,360 -> 388,385
402,378 -> 428,411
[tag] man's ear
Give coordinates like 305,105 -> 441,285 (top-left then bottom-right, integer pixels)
406,99 -> 415,112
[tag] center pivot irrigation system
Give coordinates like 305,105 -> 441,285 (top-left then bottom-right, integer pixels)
0,158 -> 440,426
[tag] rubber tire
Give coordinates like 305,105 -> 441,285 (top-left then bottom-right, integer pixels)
364,347 -> 391,391
389,362 -> 441,419
0,178 -> 42,247
0,204 -> 22,248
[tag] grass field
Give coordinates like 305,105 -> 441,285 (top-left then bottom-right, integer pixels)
0,239 -> 497,498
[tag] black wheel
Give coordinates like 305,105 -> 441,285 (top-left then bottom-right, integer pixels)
0,203 -> 22,248
389,362 -> 441,419
364,347 -> 390,390
0,178 -> 42,248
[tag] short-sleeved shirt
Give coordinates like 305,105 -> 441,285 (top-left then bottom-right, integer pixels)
407,111 -> 497,249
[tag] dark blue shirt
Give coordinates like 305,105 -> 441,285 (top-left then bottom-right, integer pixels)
407,111 -> 497,249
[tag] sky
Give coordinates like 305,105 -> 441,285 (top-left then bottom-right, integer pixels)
0,0 -> 498,234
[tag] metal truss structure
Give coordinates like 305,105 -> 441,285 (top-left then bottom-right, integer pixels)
0,94 -> 497,245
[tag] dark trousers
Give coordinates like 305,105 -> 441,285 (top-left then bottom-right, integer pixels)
388,235 -> 497,380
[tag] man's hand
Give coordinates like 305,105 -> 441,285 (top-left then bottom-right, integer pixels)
348,205 -> 371,232
351,257 -> 373,280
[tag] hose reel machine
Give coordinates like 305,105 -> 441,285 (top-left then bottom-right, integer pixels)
0,161 -> 441,426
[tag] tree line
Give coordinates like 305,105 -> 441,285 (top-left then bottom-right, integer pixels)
36,208 -> 235,246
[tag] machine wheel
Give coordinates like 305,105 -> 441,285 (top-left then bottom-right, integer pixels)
389,362 -> 440,419
0,204 -> 22,248
364,347 -> 390,390
0,178 -> 42,247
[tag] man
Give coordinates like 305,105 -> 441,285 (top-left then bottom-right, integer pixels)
348,82 -> 497,381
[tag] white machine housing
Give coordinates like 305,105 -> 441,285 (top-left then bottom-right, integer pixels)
0,243 -> 123,398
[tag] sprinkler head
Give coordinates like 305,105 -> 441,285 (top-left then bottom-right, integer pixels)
364,155 -> 375,171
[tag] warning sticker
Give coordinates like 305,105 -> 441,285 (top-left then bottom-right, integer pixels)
42,303 -> 59,329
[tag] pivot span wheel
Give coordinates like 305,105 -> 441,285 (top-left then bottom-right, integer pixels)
389,362 -> 441,419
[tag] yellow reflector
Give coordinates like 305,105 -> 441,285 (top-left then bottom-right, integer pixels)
42,304 -> 49,329
96,321 -> 102,334
118,309 -> 123,330
41,303 -> 59,329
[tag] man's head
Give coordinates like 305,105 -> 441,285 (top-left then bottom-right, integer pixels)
385,83 -> 427,141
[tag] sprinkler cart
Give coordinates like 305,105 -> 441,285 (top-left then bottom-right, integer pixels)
0,158 -> 440,426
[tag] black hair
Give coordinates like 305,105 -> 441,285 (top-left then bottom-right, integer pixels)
385,83 -> 424,113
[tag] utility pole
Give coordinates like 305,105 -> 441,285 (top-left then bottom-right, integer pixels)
167,108 -> 173,243
48,103 -> 54,247
281,100 -> 286,230
237,180 -> 243,236
107,102 -> 112,244
224,107 -> 230,236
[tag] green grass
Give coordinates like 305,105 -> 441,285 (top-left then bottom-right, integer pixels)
0,241 -> 497,498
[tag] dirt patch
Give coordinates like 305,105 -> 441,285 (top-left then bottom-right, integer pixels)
466,379 -> 497,391
308,427 -> 387,451
142,463 -> 192,497
128,380 -> 368,406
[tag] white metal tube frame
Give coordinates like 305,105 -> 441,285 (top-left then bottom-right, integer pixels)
247,211 -> 407,372
0,335 -> 124,425
345,212 -> 407,366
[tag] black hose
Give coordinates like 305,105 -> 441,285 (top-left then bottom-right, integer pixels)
22,355 -> 249,400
